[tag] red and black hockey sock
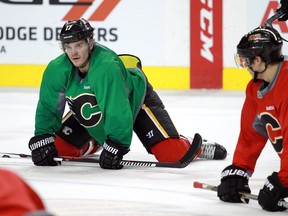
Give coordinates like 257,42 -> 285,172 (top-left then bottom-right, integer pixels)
54,135 -> 99,157
150,137 -> 190,162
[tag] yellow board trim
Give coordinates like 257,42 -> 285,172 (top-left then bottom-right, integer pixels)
143,66 -> 190,89
0,64 -> 190,89
223,67 -> 251,90
0,64 -> 251,90
0,64 -> 46,87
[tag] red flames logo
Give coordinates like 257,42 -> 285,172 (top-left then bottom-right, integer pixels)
63,0 -> 120,21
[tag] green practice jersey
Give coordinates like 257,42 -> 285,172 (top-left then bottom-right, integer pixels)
35,43 -> 147,149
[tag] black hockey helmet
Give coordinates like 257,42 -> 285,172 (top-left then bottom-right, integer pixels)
235,26 -> 283,69
59,18 -> 94,43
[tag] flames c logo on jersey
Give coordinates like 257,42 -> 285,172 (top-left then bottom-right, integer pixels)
66,93 -> 102,128
260,112 -> 283,154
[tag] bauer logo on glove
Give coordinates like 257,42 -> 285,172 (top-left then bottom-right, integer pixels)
221,168 -> 250,180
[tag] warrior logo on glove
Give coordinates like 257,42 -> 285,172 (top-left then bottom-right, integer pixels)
29,136 -> 55,151
103,142 -> 119,155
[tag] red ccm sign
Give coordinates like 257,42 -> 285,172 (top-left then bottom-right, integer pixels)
190,0 -> 223,89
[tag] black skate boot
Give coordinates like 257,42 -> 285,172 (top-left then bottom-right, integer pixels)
199,139 -> 227,160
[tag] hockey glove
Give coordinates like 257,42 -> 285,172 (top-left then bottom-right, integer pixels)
28,134 -> 59,166
100,139 -> 129,169
217,164 -> 251,203
258,172 -> 288,212
278,0 -> 288,21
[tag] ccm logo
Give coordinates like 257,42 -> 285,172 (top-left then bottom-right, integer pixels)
200,0 -> 214,63
0,0 -> 120,21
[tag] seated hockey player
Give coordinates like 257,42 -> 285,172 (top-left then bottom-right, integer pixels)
28,18 -> 227,169
217,26 -> 288,211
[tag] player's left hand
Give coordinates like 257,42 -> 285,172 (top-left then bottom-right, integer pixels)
100,139 -> 129,169
258,172 -> 288,212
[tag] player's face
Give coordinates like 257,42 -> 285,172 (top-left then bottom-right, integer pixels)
246,56 -> 266,78
63,40 -> 90,68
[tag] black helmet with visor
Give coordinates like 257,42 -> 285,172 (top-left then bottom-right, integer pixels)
235,26 -> 283,70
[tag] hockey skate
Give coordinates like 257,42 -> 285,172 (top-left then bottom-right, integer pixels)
198,139 -> 227,160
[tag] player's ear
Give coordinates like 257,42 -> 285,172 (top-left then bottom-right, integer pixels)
254,56 -> 262,64
89,39 -> 94,51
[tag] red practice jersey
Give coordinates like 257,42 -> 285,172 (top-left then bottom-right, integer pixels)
233,58 -> 288,187
0,168 -> 47,215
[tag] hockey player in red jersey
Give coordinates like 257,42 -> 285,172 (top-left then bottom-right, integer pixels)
0,168 -> 53,216
28,18 -> 227,170
217,26 -> 288,211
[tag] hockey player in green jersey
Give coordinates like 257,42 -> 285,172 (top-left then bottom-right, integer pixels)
28,18 -> 227,169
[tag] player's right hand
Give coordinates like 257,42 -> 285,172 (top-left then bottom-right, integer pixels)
217,164 -> 251,203
28,134 -> 59,166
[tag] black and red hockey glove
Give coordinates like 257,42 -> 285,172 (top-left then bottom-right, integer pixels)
100,139 -> 129,169
217,164 -> 251,203
28,134 -> 59,166
258,172 -> 288,212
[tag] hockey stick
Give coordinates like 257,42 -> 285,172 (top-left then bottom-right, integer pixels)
0,152 -> 188,168
263,7 -> 288,43
264,8 -> 286,28
193,181 -> 288,208
57,133 -> 201,168
0,133 -> 202,168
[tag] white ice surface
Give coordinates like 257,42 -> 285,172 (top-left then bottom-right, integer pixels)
0,88 -> 285,216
